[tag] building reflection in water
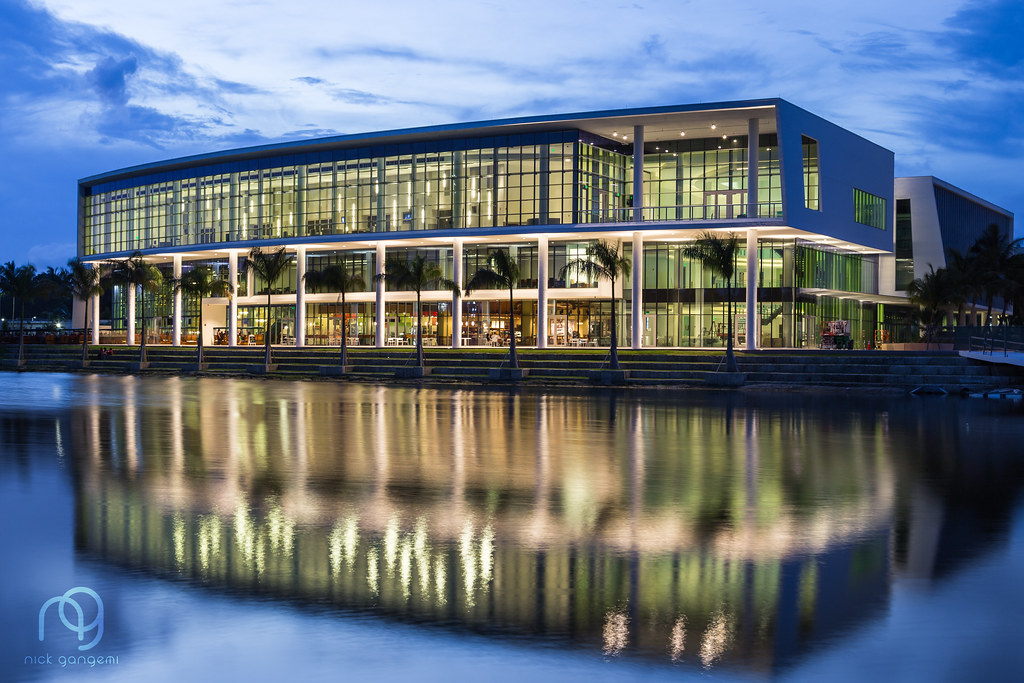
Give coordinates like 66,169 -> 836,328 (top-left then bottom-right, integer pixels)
42,376 -> 1021,673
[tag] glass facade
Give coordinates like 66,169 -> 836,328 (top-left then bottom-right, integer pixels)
895,199 -> 914,291
82,103 -> 910,351
802,136 -> 820,210
853,188 -> 887,230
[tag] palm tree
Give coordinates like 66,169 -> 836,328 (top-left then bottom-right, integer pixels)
245,246 -> 294,366
968,224 -> 1023,325
682,232 -> 742,373
945,248 -> 980,326
375,254 -> 459,368
109,252 -> 163,364
0,261 -> 43,366
907,265 -> 955,348
66,259 -> 107,364
465,249 -> 524,369
172,266 -> 231,366
303,263 -> 366,368
558,240 -> 631,370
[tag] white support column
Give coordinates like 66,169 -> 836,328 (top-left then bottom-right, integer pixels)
632,125 -> 644,222
228,250 -> 238,347
295,246 -> 306,347
632,231 -> 643,349
452,238 -> 463,348
126,286 -> 136,346
375,242 -> 386,348
747,118 -> 759,217
89,263 -> 100,345
537,236 -> 548,348
172,254 -> 182,346
746,229 -> 758,351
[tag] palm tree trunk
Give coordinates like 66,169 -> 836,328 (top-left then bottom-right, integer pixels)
197,303 -> 204,365
265,291 -> 272,365
508,286 -> 519,369
415,291 -> 424,367
725,277 -> 738,372
338,292 -> 347,367
609,284 -> 620,370
81,298 -> 90,364
139,292 -> 147,364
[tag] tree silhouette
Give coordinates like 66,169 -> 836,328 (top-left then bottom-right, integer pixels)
245,247 -> 294,366
558,241 -> 631,370
109,252 -> 163,364
173,265 -> 231,366
375,254 -> 459,368
0,262 -> 43,366
682,232 -> 742,373
303,262 -> 366,368
465,249 -> 524,369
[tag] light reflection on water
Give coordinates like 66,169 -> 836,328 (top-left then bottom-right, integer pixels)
2,372 -> 1024,681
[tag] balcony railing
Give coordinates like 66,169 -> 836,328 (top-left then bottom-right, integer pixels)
577,202 -> 784,224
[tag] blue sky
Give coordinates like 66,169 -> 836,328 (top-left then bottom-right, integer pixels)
0,0 -> 1021,267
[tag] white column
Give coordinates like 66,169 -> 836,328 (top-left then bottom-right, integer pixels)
172,254 -> 182,346
746,229 -> 758,351
375,242 -> 386,348
452,238 -> 463,348
632,125 -> 644,222
126,285 -> 136,345
747,118 -> 759,217
89,263 -> 100,345
632,232 -> 643,349
295,246 -> 306,347
228,250 -> 238,347
537,236 -> 548,348
90,290 -> 100,345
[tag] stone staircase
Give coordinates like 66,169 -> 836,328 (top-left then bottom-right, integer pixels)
4,343 -> 1024,391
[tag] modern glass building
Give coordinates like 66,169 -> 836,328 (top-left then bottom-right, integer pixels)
76,98 -> 952,350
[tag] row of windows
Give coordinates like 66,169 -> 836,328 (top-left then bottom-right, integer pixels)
853,188 -> 887,230
83,133 -> 799,256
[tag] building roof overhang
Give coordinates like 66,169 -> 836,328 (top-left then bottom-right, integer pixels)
79,99 -> 783,186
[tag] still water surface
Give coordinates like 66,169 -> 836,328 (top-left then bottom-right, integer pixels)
2,373 -> 1023,681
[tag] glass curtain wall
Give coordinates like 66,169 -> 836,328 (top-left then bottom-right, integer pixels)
83,133 -> 578,256
620,240 -> 881,349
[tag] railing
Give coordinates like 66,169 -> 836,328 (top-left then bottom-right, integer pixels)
968,327 -> 1024,357
577,202 -> 784,224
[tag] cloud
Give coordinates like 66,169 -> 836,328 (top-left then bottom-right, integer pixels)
27,242 -> 76,269
944,0 -> 1024,73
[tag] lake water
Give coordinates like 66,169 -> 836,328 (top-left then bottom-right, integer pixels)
2,373 -> 1023,682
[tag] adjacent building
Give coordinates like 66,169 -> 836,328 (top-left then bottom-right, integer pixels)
75,98 -> 1012,349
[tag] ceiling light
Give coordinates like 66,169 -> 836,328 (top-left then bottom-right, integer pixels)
680,131 -> 686,136
711,124 -> 717,130
722,134 -> 727,139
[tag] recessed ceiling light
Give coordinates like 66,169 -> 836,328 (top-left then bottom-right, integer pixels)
722,134 -> 727,139
680,131 -> 686,136
711,124 -> 717,130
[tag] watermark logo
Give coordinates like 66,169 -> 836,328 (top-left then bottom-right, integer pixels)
38,587 -> 104,651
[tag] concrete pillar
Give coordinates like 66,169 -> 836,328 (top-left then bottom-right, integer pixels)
537,236 -> 548,348
375,242 -> 386,348
295,246 -> 306,347
632,232 -> 644,349
172,254 -> 182,346
126,285 -> 136,345
228,250 -> 238,347
746,229 -> 758,351
452,238 -> 463,348
632,125 -> 644,222
90,287 -> 100,345
747,118 -> 760,218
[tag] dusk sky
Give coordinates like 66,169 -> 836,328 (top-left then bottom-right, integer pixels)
1,0 -> 1020,267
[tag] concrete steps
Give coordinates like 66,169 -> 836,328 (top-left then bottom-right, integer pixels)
4,343 -> 1024,390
